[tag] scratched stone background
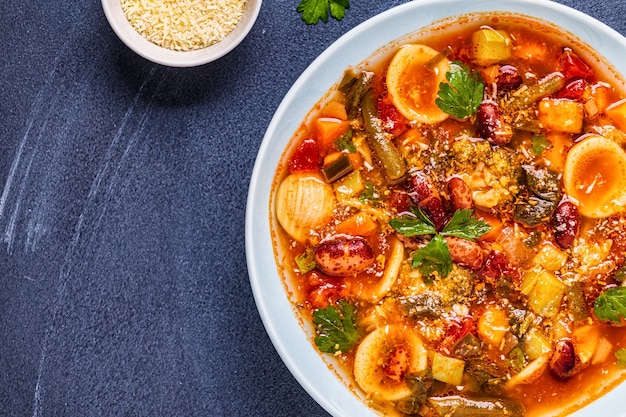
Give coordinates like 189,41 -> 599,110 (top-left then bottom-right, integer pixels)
1,0 -> 625,416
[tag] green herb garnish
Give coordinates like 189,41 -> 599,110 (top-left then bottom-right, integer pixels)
295,248 -> 316,274
616,348 -> 626,367
594,286 -> 626,323
388,206 -> 437,236
334,130 -> 356,153
313,300 -> 359,353
390,208 -> 490,279
436,61 -> 485,119
411,235 -> 452,280
296,0 -> 350,25
441,209 -> 491,241
531,134 -> 553,155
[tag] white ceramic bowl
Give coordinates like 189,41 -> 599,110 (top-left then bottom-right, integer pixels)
246,1 -> 626,416
101,0 -> 262,67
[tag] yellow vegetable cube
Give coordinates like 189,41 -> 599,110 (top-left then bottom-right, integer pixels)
333,170 -> 364,200
477,304 -> 509,348
472,29 -> 512,66
538,98 -> 584,133
532,243 -> 568,272
605,98 -> 626,131
525,269 -> 566,318
432,352 -> 465,386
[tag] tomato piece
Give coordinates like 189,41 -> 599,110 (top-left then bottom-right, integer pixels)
555,78 -> 587,100
289,138 -> 320,173
306,281 -> 347,309
377,96 -> 407,136
478,250 -> 521,285
439,316 -> 475,354
558,49 -> 593,82
388,189 -> 412,214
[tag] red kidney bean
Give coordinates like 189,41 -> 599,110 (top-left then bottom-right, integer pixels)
447,177 -> 473,210
496,65 -> 523,92
550,338 -> 579,380
409,172 -> 449,230
383,345 -> 411,382
554,200 -> 579,250
476,101 -> 513,145
314,237 -> 375,276
445,236 -> 484,270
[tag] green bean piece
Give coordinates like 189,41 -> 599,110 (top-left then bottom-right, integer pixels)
505,73 -> 565,111
427,395 -> 525,417
345,71 -> 374,119
361,89 -> 407,184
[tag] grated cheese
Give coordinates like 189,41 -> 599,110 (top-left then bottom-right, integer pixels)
121,0 -> 247,51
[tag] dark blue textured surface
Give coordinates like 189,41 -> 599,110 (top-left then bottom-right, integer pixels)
1,0 -> 625,416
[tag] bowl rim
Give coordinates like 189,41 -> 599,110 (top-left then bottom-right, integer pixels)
246,0 -> 626,416
101,0 -> 262,67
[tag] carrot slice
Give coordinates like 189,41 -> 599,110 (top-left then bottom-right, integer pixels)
315,117 -> 350,151
336,212 -> 378,236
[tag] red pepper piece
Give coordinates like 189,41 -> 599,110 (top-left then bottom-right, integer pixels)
377,96 -> 407,136
558,49 -> 593,82
555,78 -> 587,100
289,138 -> 320,173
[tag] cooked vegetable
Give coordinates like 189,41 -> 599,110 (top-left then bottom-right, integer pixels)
361,89 -> 407,184
504,73 -> 565,112
616,348 -> 626,367
472,28 -> 512,66
295,248 -> 316,273
436,61 -> 485,119
432,352 -> 465,385
426,395 -> 525,417
322,153 -> 354,182
296,0 -> 349,24
538,98 -> 584,134
313,300 -> 360,353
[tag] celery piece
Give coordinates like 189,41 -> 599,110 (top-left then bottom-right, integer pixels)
427,395 -> 525,417
333,170 -> 364,200
523,328 -> 551,360
472,29 -> 511,66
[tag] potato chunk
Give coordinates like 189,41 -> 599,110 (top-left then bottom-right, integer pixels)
538,98 -> 584,133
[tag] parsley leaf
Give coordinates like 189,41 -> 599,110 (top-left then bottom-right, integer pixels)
594,286 -> 626,323
436,61 -> 485,119
334,130 -> 356,153
531,134 -> 553,155
411,235 -> 452,280
616,348 -> 626,367
297,0 -> 350,25
389,207 -> 437,236
441,209 -> 491,241
313,300 -> 360,353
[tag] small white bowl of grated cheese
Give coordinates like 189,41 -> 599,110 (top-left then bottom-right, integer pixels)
102,0 -> 262,67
